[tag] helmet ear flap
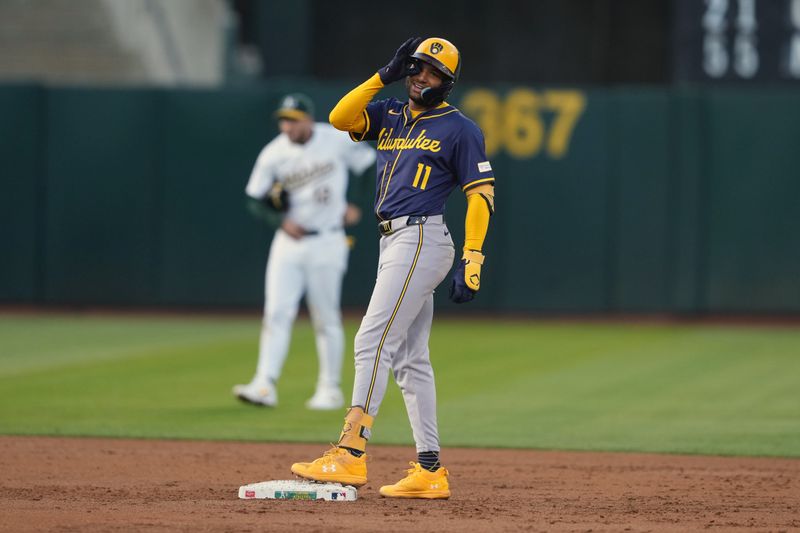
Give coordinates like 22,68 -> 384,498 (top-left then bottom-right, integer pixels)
420,80 -> 454,106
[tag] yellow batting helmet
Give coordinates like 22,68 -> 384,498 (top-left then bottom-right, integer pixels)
411,37 -> 461,80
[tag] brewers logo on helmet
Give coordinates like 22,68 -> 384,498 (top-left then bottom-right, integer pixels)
411,37 -> 460,80
410,37 -> 461,105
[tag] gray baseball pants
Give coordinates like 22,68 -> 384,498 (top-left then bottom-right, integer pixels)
351,215 -> 455,452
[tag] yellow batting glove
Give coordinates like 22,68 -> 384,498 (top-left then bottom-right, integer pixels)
462,250 -> 484,291
450,249 -> 485,304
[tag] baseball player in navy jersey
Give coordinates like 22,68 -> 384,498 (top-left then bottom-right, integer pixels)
290,38 -> 495,498
233,93 -> 376,410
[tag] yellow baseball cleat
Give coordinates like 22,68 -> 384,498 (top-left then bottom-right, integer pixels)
290,447 -> 368,487
379,462 -> 450,499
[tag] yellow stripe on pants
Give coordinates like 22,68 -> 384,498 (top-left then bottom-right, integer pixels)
364,225 -> 424,411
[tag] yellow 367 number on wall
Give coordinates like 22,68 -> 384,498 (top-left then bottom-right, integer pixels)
459,88 -> 586,159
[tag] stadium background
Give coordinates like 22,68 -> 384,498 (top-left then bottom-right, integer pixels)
1,1 -> 799,530
2,0 -> 799,315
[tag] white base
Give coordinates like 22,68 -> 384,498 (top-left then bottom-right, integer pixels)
238,479 -> 358,501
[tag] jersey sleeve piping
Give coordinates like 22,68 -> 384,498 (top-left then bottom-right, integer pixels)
349,108 -> 374,142
462,177 -> 495,192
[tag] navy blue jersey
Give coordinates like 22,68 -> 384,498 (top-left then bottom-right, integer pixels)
350,98 -> 495,221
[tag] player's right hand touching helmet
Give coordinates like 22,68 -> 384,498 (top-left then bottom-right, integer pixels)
379,37 -> 423,85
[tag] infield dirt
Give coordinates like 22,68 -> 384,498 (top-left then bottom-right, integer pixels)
1,436 -> 798,532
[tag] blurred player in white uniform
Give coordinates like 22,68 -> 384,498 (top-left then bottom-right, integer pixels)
233,93 -> 376,410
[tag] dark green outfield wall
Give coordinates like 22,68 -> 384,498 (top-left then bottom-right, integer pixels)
0,85 -> 43,303
2,83 -> 799,313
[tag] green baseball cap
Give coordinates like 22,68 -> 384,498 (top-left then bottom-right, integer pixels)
274,93 -> 315,121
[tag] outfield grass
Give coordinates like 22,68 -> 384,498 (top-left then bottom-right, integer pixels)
0,312 -> 798,457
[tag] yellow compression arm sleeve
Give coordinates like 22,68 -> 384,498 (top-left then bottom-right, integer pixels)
329,73 -> 384,133
463,184 -> 495,252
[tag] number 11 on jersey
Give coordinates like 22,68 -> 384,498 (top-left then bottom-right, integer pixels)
412,163 -> 432,190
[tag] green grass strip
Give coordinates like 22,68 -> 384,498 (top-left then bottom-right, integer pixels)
0,314 -> 798,457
